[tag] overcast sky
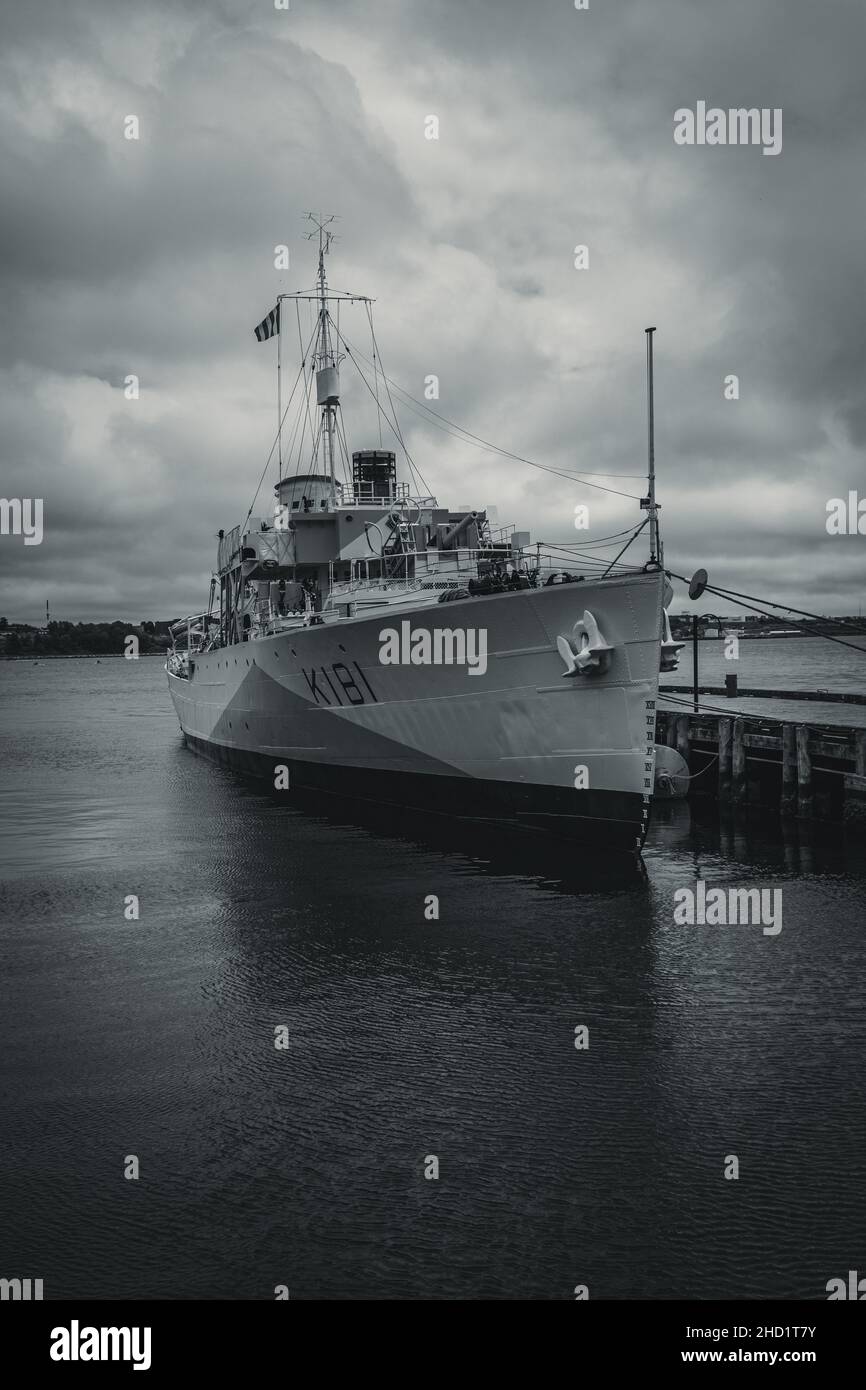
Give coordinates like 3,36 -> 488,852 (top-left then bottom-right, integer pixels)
1,0 -> 865,623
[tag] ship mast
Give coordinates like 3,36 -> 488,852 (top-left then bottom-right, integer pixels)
272,217 -> 378,501
644,326 -> 662,566
306,214 -> 340,507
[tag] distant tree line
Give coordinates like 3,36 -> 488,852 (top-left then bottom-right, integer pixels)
0,619 -> 173,656
668,613 -> 866,638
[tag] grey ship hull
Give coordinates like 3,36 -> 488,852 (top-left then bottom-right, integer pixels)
167,570 -> 664,850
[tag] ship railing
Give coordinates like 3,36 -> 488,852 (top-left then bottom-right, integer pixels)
335,485 -> 438,511
528,554 -> 647,584
169,613 -> 216,652
336,481 -> 411,507
327,547 -> 534,602
325,545 -> 641,603
250,590 -> 316,636
335,489 -> 395,509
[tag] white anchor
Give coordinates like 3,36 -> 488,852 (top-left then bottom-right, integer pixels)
660,608 -> 685,671
556,610 -> 614,677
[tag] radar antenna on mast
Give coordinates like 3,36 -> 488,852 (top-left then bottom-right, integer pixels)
303,211 -> 339,256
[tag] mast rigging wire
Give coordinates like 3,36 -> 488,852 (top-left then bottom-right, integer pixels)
665,572 -> 866,657
365,314 -> 433,498
601,517 -> 650,576
237,331 -> 316,537
295,300 -> 317,471
366,302 -> 383,448
539,526 -> 645,547
328,316 -> 430,498
334,328 -> 643,501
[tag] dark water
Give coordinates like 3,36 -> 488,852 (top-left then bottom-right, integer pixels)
662,635 -> 866,727
1,656 -> 865,1300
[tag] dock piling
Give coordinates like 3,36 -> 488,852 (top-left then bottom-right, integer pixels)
654,705 -> 865,829
781,723 -> 797,815
718,717 -> 732,801
732,717 -> 746,803
675,714 -> 691,769
796,724 -> 813,819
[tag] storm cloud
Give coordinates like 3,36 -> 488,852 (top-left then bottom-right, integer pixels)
1,0 -> 864,622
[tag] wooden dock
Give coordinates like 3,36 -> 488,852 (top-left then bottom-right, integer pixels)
660,683 -> 866,706
655,707 -> 866,830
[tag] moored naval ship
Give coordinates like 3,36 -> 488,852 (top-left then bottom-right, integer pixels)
167,218 -> 683,850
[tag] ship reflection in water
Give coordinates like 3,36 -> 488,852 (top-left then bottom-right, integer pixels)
1,659 -> 865,1300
